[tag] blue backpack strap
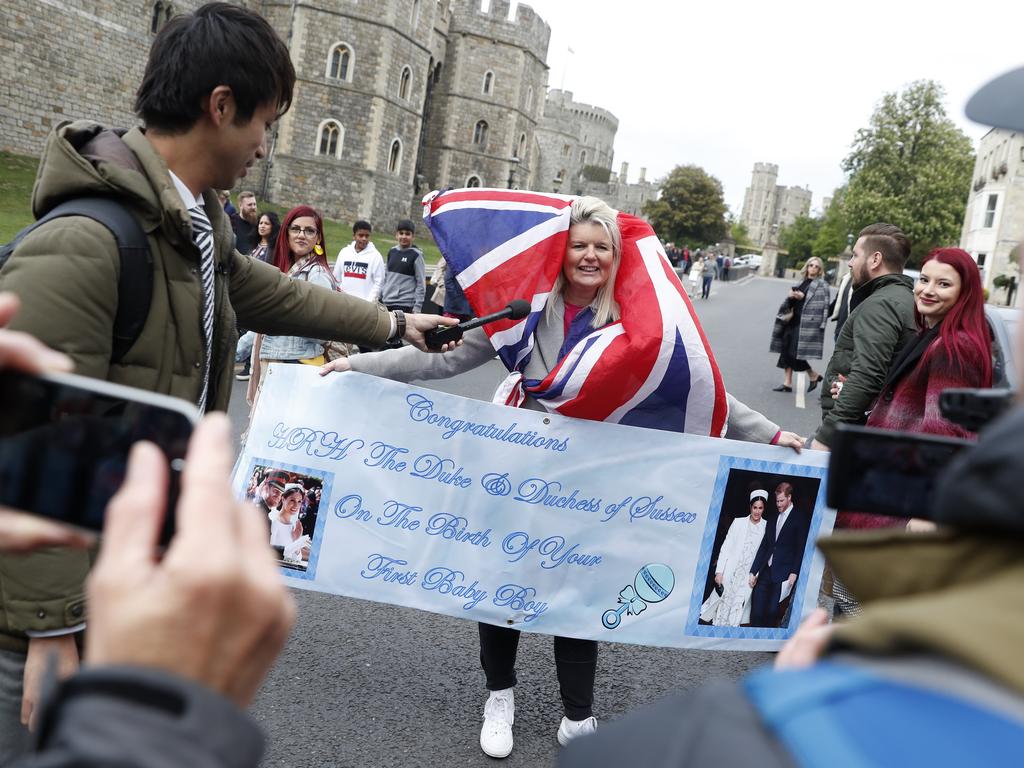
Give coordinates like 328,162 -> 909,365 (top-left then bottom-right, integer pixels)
744,661 -> 1024,768
9,197 -> 152,363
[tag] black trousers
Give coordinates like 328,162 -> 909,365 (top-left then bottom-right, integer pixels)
749,576 -> 784,627
478,622 -> 597,720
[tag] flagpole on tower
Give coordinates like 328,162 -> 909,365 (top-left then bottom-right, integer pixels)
560,46 -> 574,90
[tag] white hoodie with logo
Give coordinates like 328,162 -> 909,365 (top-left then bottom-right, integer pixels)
333,241 -> 386,303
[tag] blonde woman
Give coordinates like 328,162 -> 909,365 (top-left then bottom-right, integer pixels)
769,256 -> 829,392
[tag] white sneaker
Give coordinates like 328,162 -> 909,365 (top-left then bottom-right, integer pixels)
556,715 -> 597,747
480,688 -> 515,758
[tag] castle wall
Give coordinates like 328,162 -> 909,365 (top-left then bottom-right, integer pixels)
1,0 -> 652,231
260,0 -> 443,230
535,89 -> 618,195
419,0 -> 549,192
0,0 -> 205,155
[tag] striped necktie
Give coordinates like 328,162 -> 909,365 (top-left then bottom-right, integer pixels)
190,205 -> 216,413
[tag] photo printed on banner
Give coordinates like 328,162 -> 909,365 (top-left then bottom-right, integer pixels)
243,459 -> 333,578
687,458 -> 827,641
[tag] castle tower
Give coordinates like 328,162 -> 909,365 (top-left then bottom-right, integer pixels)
534,89 -> 618,194
740,162 -> 780,245
260,0 -> 451,229
419,0 -> 550,192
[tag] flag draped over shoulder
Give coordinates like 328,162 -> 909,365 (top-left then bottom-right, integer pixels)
422,188 -> 729,437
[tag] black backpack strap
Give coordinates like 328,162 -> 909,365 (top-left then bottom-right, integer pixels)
32,198 -> 153,363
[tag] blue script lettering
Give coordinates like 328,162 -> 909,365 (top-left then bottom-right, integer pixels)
420,567 -> 489,610
493,584 -> 548,622
405,393 -> 569,452
364,442 -> 409,472
361,554 -> 418,585
334,494 -> 372,522
377,501 -> 421,531
501,531 -> 602,570
267,422 -> 364,461
425,513 -> 491,548
514,478 -> 602,512
629,495 -> 697,524
410,454 -> 473,489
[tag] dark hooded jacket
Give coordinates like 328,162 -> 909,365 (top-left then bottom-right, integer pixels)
0,121 -> 393,644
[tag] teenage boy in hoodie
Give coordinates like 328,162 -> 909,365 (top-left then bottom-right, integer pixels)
333,220 -> 385,304
381,219 -> 426,315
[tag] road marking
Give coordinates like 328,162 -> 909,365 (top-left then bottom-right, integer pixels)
795,372 -> 807,409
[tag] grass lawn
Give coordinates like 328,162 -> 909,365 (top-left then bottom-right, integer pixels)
0,153 -> 38,242
0,152 -> 441,265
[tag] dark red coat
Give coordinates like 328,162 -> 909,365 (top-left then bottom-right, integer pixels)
837,330 -> 990,530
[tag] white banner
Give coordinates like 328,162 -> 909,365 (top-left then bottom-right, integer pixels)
233,365 -> 834,650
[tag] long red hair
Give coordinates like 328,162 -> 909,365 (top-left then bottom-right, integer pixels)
916,248 -> 992,385
272,205 -> 332,278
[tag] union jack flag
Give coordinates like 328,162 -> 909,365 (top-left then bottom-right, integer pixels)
423,188 -> 729,437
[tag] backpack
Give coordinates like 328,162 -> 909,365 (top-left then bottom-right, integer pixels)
0,197 -> 152,363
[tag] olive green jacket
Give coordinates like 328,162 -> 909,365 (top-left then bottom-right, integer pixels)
0,122 -> 393,648
823,530 -> 1024,697
814,273 -> 915,447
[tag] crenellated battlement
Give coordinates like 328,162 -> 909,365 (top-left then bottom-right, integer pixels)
448,0 -> 550,61
545,89 -> 619,131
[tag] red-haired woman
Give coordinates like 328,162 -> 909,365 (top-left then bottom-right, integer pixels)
832,248 -> 993,608
247,205 -> 338,407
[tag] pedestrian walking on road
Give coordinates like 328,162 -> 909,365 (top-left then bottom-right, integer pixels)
769,257 -> 828,392
701,256 -> 715,299
828,270 -> 853,340
688,255 -> 704,298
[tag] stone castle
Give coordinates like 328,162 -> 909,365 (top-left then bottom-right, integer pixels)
1,0 -> 658,229
738,162 -> 812,246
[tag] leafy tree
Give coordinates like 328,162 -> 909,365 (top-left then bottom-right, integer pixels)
840,80 -> 974,265
581,164 -> 611,183
814,188 -> 852,258
728,217 -> 751,247
778,214 -> 821,264
643,165 -> 727,246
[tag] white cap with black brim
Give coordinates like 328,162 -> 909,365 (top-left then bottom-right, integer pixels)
965,66 -> 1024,131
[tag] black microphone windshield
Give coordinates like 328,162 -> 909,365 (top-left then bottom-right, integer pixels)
507,299 -> 531,320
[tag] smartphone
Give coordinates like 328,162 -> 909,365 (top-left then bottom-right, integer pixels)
827,423 -> 970,519
939,388 -> 1014,432
0,370 -> 198,543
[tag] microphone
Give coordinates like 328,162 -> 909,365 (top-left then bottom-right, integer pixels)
424,299 -> 532,350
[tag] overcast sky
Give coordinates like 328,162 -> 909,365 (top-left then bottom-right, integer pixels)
511,0 -> 1024,215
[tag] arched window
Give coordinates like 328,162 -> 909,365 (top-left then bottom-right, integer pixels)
327,43 -> 354,82
472,120 -> 488,147
482,71 -> 494,95
410,0 -> 420,27
433,62 -> 443,84
466,175 -> 482,188
151,1 -> 173,34
526,86 -> 534,113
315,119 -> 344,159
580,150 -> 587,165
399,66 -> 412,101
388,139 -> 403,174
517,133 -> 526,160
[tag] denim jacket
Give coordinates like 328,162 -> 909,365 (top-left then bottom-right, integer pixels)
259,262 -> 336,360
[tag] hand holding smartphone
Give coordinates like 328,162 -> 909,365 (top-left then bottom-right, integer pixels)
0,370 -> 198,544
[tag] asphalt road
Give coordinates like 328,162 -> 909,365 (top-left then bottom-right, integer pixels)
232,275 -> 833,767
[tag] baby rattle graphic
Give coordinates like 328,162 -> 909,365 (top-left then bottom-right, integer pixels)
601,563 -> 675,629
